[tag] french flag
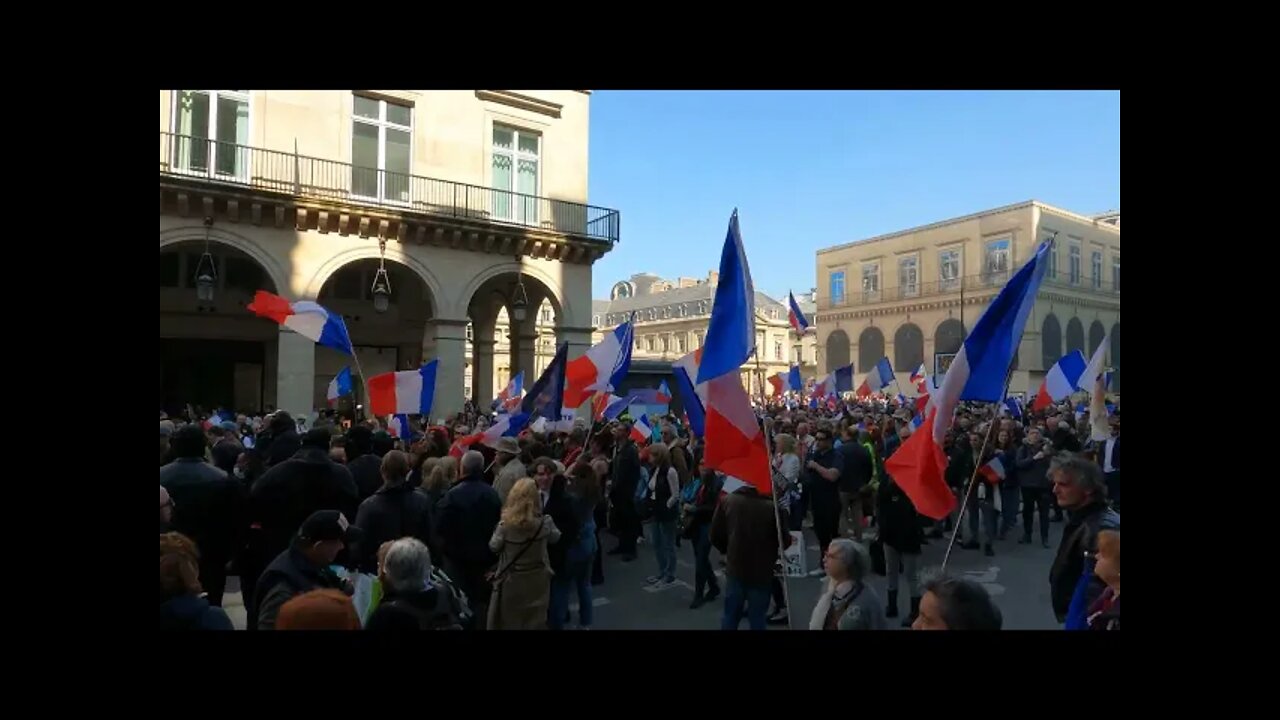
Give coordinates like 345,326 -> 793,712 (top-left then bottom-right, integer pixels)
327,367 -> 353,405
834,364 -> 855,393
885,240 -> 1051,520
521,342 -> 569,431
788,365 -> 802,393
388,414 -> 412,440
495,371 -> 523,412
451,410 -> 529,457
787,291 -> 812,335
673,348 -> 708,439
910,363 -> 927,389
630,414 -> 653,444
768,373 -> 787,398
591,392 -> 627,421
693,210 -> 771,496
812,374 -> 836,399
1033,350 -> 1088,412
910,414 -> 924,430
656,379 -> 672,404
1002,396 -> 1025,419
857,357 -> 895,397
368,360 -> 439,417
247,290 -> 353,355
978,456 -> 1006,484
563,318 -> 633,408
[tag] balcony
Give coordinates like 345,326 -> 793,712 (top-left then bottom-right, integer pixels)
816,272 -> 1119,311
159,131 -> 620,245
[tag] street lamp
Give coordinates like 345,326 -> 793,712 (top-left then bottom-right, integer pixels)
371,238 -> 391,314
194,217 -> 217,305
510,265 -> 529,322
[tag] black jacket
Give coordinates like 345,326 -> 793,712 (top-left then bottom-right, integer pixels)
436,474 -> 502,574
544,477 -> 580,576
876,479 -> 922,554
159,594 -> 235,631
352,483 -> 435,574
250,447 -> 360,562
946,442 -> 975,491
1049,500 -> 1120,622
160,458 -> 245,568
689,473 -> 723,528
366,586 -> 462,631
347,454 -> 384,501
211,438 -> 244,476
264,430 -> 302,468
254,546 -> 348,630
1015,441 -> 1052,490
837,442 -> 874,493
1051,426 -> 1081,455
415,485 -> 448,565
610,440 -> 641,504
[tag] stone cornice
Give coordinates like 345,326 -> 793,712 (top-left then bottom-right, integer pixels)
816,289 -> 1118,323
475,90 -> 563,118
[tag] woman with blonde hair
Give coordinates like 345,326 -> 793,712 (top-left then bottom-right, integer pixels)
644,442 -> 681,587
488,477 -> 561,629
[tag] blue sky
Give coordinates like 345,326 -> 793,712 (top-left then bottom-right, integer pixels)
586,90 -> 1120,301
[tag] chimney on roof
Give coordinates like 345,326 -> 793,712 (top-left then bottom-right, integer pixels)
707,270 -> 719,287
677,277 -> 698,289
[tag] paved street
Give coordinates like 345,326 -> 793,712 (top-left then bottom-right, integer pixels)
221,515 -> 1063,630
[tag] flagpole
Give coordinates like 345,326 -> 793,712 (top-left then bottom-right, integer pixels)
753,349 -> 795,630
348,349 -> 372,423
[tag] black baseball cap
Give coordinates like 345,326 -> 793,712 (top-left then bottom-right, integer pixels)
297,510 -> 363,544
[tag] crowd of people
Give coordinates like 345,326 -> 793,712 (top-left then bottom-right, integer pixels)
159,389 -> 1120,632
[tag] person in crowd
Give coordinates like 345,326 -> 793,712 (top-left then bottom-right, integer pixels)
160,424 -> 244,607
254,510 -> 360,631
408,454 -> 438,491
803,426 -> 843,577
414,458 -> 453,562
1045,415 -> 1079,523
1015,426 -> 1054,548
436,450 -> 502,628
836,425 -> 873,541
492,437 -> 527,502
881,417 -> 902,459
262,411 -> 302,467
946,427 -> 976,540
209,422 -> 244,476
536,457 -> 580,628
590,456 -> 611,585
371,430 -> 396,458
808,538 -> 886,630
329,445 -> 347,464
685,467 -> 723,610
345,426 -> 383,501
488,477 -> 561,630
877,474 -> 923,626
660,425 -> 693,488
159,486 -> 174,533
993,429 -> 1020,540
275,588 -> 362,630
1088,529 -> 1120,631
1099,417 -> 1121,512
968,432 -> 1000,557
250,427 -> 360,572
710,483 -> 780,631
1049,453 -> 1121,629
549,461 -> 602,629
160,422 -> 175,466
160,532 -> 235,630
562,428 -> 587,468
366,538 -> 466,630
351,450 -> 434,573
911,573 -> 1003,631
644,442 -> 681,586
772,433 -> 803,534
608,421 -> 643,562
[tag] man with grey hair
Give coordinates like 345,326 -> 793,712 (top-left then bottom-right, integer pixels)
911,573 -> 1003,630
366,538 -> 465,630
437,450 -> 502,628
808,538 -> 887,630
1048,452 -> 1119,628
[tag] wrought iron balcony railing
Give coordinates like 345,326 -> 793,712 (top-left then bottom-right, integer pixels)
816,271 -> 1119,311
159,131 -> 620,244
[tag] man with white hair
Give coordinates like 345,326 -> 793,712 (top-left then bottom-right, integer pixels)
366,538 -> 465,630
437,450 -> 502,628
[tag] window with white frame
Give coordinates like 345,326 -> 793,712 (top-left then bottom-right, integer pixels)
675,334 -> 685,353
352,95 -> 412,203
661,335 -> 669,353
698,301 -> 708,314
830,271 -> 846,304
492,125 -> 540,223
593,315 -> 600,327
1046,242 -> 1058,278
1069,244 -> 1082,285
898,256 -> 919,297
984,237 -> 1011,284
774,340 -> 783,360
646,336 -> 655,352
540,306 -> 553,324
940,249 -> 961,290
861,263 -> 880,301
1091,250 -> 1103,289
172,90 -> 250,179
1112,255 -> 1120,292
693,332 -> 702,349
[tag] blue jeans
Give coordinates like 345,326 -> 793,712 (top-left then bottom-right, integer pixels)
692,523 -> 720,598
549,559 -> 594,629
721,576 -> 771,631
649,518 -> 677,582
1000,485 -> 1021,534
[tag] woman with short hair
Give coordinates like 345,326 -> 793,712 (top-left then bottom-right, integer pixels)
808,538 -> 886,631
159,532 -> 234,631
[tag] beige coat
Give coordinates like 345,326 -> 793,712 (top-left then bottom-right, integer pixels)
487,515 -> 560,630
494,459 -> 527,503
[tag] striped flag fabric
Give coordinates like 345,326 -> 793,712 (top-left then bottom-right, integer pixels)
978,456 -> 1007,484
1033,351 -> 1088,412
327,367 -> 354,404
787,291 -> 812,335
368,361 -> 439,417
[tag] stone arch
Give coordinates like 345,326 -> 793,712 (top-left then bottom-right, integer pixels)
825,329 -> 850,374
893,322 -> 924,374
1089,320 -> 1106,357
1066,317 -> 1085,355
303,244 -> 445,313
935,318 -> 966,356
858,326 -> 885,374
160,225 -> 287,296
1042,314 -> 1062,369
458,261 -> 569,325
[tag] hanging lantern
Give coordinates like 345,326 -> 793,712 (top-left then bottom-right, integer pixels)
371,238 -> 392,313
511,273 -> 529,322
195,217 -> 217,305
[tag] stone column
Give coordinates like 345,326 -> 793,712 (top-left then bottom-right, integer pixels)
557,325 -> 595,362
472,336 -> 496,407
425,317 -> 468,422
275,328 -> 316,418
